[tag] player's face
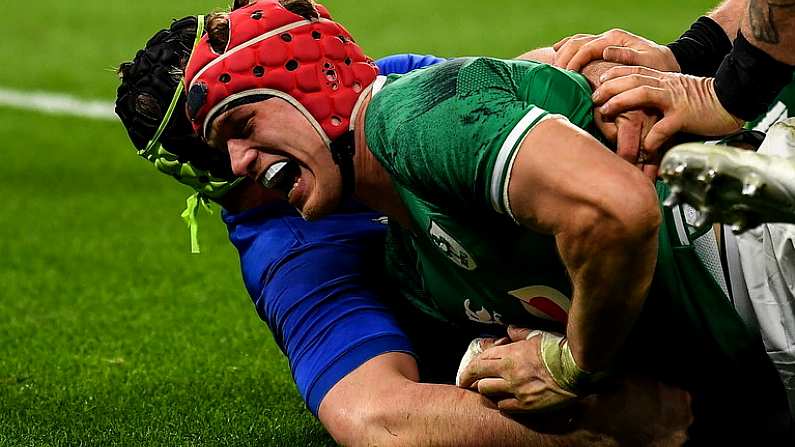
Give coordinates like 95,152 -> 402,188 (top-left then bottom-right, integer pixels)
208,98 -> 342,220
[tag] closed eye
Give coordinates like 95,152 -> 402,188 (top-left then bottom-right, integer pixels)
209,108 -> 255,149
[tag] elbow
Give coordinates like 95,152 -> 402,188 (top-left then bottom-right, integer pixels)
322,398 -> 409,447
569,172 -> 661,248
611,174 -> 661,244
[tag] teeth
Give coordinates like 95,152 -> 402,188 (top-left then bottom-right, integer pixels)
262,161 -> 290,189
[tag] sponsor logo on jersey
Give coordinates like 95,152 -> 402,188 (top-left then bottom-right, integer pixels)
464,299 -> 503,325
507,285 -> 571,324
372,216 -> 389,225
429,220 -> 477,270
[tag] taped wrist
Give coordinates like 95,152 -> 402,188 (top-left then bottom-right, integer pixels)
535,331 -> 604,394
714,32 -> 795,121
667,16 -> 732,76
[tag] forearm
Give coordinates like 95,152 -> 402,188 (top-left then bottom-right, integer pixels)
560,215 -> 659,372
358,381 -> 609,447
507,119 -> 661,373
321,353 -> 613,446
541,61 -> 661,370
743,0 -> 795,64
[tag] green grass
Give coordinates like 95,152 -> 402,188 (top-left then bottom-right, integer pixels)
1,0 -> 715,444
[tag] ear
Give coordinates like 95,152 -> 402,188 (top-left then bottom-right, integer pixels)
134,93 -> 163,123
232,0 -> 252,10
206,13 -> 230,54
117,61 -> 134,80
280,0 -> 320,20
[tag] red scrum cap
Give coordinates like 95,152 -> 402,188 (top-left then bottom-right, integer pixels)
183,0 -> 378,145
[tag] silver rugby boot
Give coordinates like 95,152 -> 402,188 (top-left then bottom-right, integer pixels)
660,118 -> 795,233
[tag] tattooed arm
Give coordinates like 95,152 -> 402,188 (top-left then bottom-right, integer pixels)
744,0 -> 795,63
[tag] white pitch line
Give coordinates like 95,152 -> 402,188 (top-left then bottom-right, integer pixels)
0,87 -> 117,121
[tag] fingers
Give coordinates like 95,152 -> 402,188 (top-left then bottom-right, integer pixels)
565,29 -> 637,71
480,336 -> 509,350
593,72 -> 663,104
597,85 -> 668,120
640,163 -> 660,180
602,46 -> 645,67
554,34 -> 597,68
494,336 -> 511,347
478,337 -> 496,350
496,398 -> 524,413
615,115 -> 643,164
553,33 -> 593,51
555,29 -> 642,71
599,65 -> 664,84
643,117 -> 681,152
565,38 -> 614,71
507,325 -> 534,341
477,377 -> 511,397
457,354 -> 507,388
552,36 -> 572,51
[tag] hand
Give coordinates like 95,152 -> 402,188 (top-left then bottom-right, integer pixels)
592,66 -> 744,152
553,29 -> 681,73
595,108 -> 662,180
457,326 -> 577,413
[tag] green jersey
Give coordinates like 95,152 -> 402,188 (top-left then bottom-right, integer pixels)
749,74 -> 795,131
364,57 -> 792,440
367,57 -> 593,330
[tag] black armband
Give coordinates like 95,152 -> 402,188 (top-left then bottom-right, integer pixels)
667,16 -> 732,76
714,32 -> 795,121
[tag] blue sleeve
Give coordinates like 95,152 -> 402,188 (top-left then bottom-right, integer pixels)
375,53 -> 446,75
259,240 -> 414,415
226,207 -> 416,417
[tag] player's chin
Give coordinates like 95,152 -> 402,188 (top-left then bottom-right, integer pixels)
300,173 -> 344,220
298,192 -> 340,221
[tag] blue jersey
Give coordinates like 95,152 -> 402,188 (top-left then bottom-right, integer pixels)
376,54 -> 447,76
222,54 -> 444,415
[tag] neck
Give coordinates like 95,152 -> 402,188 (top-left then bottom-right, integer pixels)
350,91 -> 414,229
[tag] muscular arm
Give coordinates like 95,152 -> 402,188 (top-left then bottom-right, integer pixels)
320,352 -> 689,447
507,119 -> 660,372
320,353 -> 573,446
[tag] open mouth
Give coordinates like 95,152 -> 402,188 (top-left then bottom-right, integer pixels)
259,160 -> 300,196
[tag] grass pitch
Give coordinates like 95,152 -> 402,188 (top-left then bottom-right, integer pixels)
1,0 -> 715,445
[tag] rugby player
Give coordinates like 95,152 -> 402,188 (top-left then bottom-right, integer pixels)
180,0 -> 793,442
116,9 -> 691,446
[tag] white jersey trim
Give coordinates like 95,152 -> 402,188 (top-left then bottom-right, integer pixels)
671,204 -> 690,246
490,109 -> 559,222
371,76 -> 387,96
